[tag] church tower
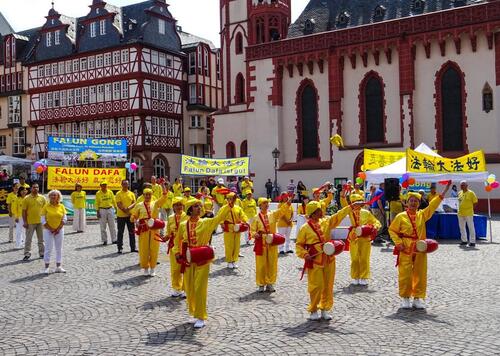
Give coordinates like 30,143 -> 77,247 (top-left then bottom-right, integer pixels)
220,0 -> 291,109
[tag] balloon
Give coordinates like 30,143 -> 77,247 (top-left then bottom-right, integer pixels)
485,185 -> 493,192
408,177 -> 416,185
491,181 -> 500,189
487,176 -> 495,184
130,163 -> 138,171
128,168 -> 134,174
399,177 -> 404,184
125,163 -> 131,169
43,166 -> 48,172
402,173 -> 410,181
41,159 -> 47,165
358,172 -> 367,180
355,177 -> 364,185
36,166 -> 44,174
488,174 -> 496,180
402,181 -> 409,189
361,165 -> 365,172
34,162 -> 41,168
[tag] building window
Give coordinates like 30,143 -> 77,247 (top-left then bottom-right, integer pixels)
65,60 -> 72,74
439,63 -> 465,151
216,52 -> 221,80
67,89 -> 74,106
104,53 -> 112,67
105,83 -> 112,101
40,93 -> 46,109
54,30 -> 60,45
113,51 -> 120,65
8,96 -> 21,124
90,22 -> 97,38
159,83 -> 166,101
204,48 -> 209,76
47,92 -> 54,108
189,52 -> 196,75
113,82 -> 121,100
159,53 -> 166,67
235,73 -> 245,104
90,86 -> 97,103
197,48 -> 202,74
96,54 -> 103,68
81,58 -> 88,71
53,91 -> 60,107
45,64 -> 51,77
97,85 -> 104,102
121,81 -> 129,99
100,19 -> 106,35
189,84 -> 197,104
483,83 -> 493,113
126,117 -> 133,135
151,81 -> 158,99
118,118 -> 126,135
166,84 -> 173,102
154,157 -> 167,178
121,49 -> 129,63
374,5 -> 387,20
361,73 -> 385,144
73,59 -> 79,73
256,17 -> 265,44
13,128 -> 25,155
0,136 -> 6,149
103,120 -> 110,136
159,19 -> 166,34
88,56 -> 96,69
297,80 -> 319,159
235,32 -> 243,54
51,63 -> 58,76
240,140 -> 248,157
75,88 -> 82,105
226,142 -> 236,158
82,87 -> 89,104
58,62 -> 65,75
190,115 -> 202,128
46,32 -> 52,47
38,66 -> 45,78
198,84 -> 204,104
166,118 -> 175,136
95,121 -> 102,136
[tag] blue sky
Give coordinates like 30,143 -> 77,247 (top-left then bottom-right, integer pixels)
0,0 -> 308,47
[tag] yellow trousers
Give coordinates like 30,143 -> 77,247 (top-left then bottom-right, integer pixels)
169,252 -> 183,292
349,238 -> 371,279
398,253 -> 427,299
255,245 -> 278,286
223,232 -> 241,263
184,263 -> 210,320
138,231 -> 160,269
307,261 -> 336,313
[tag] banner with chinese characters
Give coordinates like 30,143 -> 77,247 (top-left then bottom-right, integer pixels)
180,155 -> 250,176
363,149 -> 405,171
48,137 -> 128,162
47,167 -> 126,190
406,149 -> 486,174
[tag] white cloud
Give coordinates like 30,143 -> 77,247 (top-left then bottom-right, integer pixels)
0,0 -> 308,47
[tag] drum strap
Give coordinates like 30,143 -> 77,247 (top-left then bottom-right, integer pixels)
299,220 -> 327,280
166,214 -> 181,254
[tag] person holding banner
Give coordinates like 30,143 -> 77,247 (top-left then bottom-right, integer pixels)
345,194 -> 381,286
240,190 -> 257,245
222,192 -> 248,269
175,199 -> 232,328
115,180 -> 137,254
166,197 -> 188,297
23,183 -> 46,261
6,183 -> 20,243
41,190 -> 68,274
95,182 -> 117,245
389,183 -> 451,309
130,182 -> 169,276
70,183 -> 87,233
295,201 -> 358,321
250,197 -> 290,292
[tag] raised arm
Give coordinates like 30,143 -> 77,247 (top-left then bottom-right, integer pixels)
326,205 -> 353,230
422,182 -> 451,221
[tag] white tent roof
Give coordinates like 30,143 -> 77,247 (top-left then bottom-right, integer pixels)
365,143 -> 489,183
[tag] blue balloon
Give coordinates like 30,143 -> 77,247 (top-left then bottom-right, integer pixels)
125,163 -> 131,169
128,168 -> 134,174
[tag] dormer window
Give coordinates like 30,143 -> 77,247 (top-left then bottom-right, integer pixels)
46,32 -> 52,47
304,18 -> 315,34
337,11 -> 350,26
100,19 -> 106,35
159,19 -> 166,35
96,8 -> 99,14
374,5 -> 386,20
413,0 -> 425,13
54,30 -> 60,45
90,22 -> 97,38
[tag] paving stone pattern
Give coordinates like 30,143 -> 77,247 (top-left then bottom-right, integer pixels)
1,222 -> 500,355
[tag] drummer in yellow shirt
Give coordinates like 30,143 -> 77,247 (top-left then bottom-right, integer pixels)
312,182 -> 334,214
277,194 -> 294,254
222,192 -> 248,268
240,189 -> 257,244
165,197 -> 188,297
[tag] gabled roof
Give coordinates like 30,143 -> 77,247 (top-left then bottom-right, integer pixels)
178,28 -> 216,50
0,11 -> 14,35
288,0 -> 487,38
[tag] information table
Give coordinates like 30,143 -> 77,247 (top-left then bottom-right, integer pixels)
426,213 -> 487,240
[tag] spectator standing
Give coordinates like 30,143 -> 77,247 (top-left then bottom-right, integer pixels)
297,181 -> 307,203
115,180 -> 137,253
241,176 -> 253,194
41,190 -> 67,274
95,181 -> 117,245
287,179 -> 296,200
22,183 -> 46,261
6,183 -> 20,243
70,183 -> 86,233
450,184 -> 459,198
370,183 -> 386,239
458,180 -> 478,247
207,177 -> 217,192
265,179 -> 273,199
172,178 -> 184,197
211,178 -> 227,213
19,176 -> 30,189
13,186 -> 28,249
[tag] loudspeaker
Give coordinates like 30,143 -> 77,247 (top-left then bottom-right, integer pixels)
384,178 -> 400,201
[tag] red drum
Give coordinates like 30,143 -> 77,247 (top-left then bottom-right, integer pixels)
234,223 -> 249,233
322,240 -> 345,256
265,233 -> 286,246
355,225 -> 377,238
416,239 -> 439,253
186,246 -> 215,264
147,218 -> 165,230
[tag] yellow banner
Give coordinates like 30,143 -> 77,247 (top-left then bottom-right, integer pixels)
47,167 -> 126,190
406,149 -> 486,173
363,149 -> 405,171
181,155 -> 249,176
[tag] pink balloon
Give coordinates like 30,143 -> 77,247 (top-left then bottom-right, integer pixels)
491,181 -> 500,189
130,163 -> 138,170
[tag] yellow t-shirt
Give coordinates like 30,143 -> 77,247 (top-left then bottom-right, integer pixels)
115,190 -> 137,218
241,180 -> 253,192
458,190 -> 478,217
7,192 -> 17,214
389,194 -> 405,214
95,190 -> 116,210
162,191 -> 174,210
173,183 -> 183,197
152,184 -> 162,199
241,197 -> 257,219
41,203 -> 67,230
22,194 -> 47,224
71,191 -> 87,209
12,196 -> 24,218
20,183 -> 30,189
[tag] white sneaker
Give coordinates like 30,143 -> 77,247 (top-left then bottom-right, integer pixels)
143,268 -> 149,276
352,279 -> 360,285
321,310 -> 332,320
401,298 -> 412,309
227,262 -> 233,269
258,286 -> 265,293
193,319 -> 205,329
413,298 -> 426,309
232,263 -> 239,269
149,268 -> 156,277
171,290 -> 183,298
55,267 -> 66,273
358,279 -> 368,286
266,284 -> 276,293
309,311 -> 321,321
43,268 -> 50,275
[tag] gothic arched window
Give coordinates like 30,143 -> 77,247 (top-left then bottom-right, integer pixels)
360,72 -> 386,144
440,65 -> 465,151
296,79 -> 319,160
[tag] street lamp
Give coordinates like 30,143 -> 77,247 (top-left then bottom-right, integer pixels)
272,147 -> 280,200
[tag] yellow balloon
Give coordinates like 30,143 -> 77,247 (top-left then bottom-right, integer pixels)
361,164 -> 365,172
487,177 -> 495,184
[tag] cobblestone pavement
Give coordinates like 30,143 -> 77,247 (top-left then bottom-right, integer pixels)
1,221 -> 500,356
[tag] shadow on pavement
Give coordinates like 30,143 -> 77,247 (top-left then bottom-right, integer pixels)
237,291 -> 277,304
283,321 -> 352,337
339,285 -> 377,295
75,244 -> 105,251
211,256 -> 226,265
146,323 -> 204,347
386,309 -> 453,325
209,267 -> 239,278
109,275 -> 150,288
10,273 -> 48,283
141,297 -> 185,312
113,264 -> 140,274
0,259 -> 27,269
94,252 -> 122,260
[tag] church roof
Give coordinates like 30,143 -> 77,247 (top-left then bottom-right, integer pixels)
178,28 -> 216,50
288,0 -> 487,38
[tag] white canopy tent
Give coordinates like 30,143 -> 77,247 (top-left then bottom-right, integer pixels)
365,143 -> 489,183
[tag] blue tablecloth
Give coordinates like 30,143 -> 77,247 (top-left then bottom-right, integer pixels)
426,213 -> 487,240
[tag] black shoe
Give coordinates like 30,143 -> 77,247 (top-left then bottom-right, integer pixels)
460,242 -> 467,246
39,255 -> 44,259
103,241 -> 108,246
469,243 -> 476,247
131,249 -> 138,253
279,251 -> 285,255
156,261 -> 160,265
112,241 -> 117,245
287,250 -> 294,254
22,255 -> 30,261
117,250 -> 123,254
